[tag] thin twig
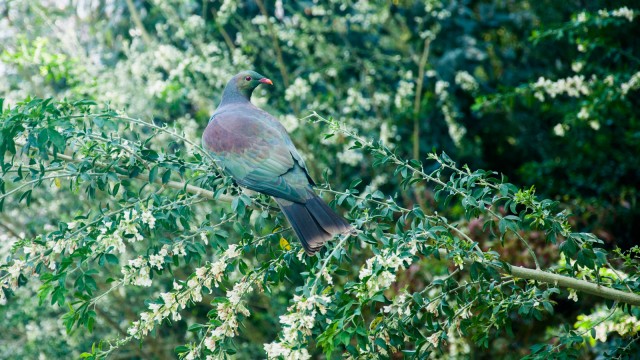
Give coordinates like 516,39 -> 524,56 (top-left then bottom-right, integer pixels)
413,37 -> 431,160
124,0 -> 152,45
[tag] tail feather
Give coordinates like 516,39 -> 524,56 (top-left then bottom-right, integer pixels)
275,195 -> 352,255
304,196 -> 352,235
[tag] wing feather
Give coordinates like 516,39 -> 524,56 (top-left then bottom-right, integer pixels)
203,104 -> 313,202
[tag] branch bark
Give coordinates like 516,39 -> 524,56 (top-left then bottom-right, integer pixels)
439,249 -> 640,306
508,264 -> 640,306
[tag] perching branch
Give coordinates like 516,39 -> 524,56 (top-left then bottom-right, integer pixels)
13,139 -> 233,203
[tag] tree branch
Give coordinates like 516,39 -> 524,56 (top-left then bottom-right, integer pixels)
439,249 -> 640,306
124,0 -> 152,45
51,150 -> 234,203
413,37 -> 431,160
13,139 -> 233,204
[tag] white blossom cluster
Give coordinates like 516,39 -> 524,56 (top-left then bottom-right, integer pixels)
284,78 -> 311,102
394,79 -> 414,109
379,122 -> 398,148
348,0 -> 390,29
357,248 -> 413,298
382,292 -> 411,317
263,294 -> 331,359
96,208 -> 156,254
0,260 -> 27,305
454,71 -> 479,92
127,245 -> 242,338
337,141 -> 364,166
576,306 -> 640,343
435,80 -> 466,146
600,7 -> 636,22
120,242 -> 185,287
575,7 -> 637,23
532,75 -> 592,101
196,245 -> 242,289
203,280 -> 253,353
279,114 -> 300,132
621,71 -> 640,96
343,88 -> 371,114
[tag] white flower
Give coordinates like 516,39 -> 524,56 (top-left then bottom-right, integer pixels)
285,78 -> 311,101
337,147 -> 363,167
435,80 -> 449,96
373,92 -> 390,106
280,114 -> 300,132
200,232 -> 209,245
455,71 -> 479,92
571,61 -> 584,73
427,331 -> 441,347
204,336 -> 217,351
553,123 -> 566,137
359,266 -> 372,280
611,6 -> 635,22
133,266 -> 153,287
568,289 -> 579,302
576,12 -> 587,23
533,75 -> 591,98
264,342 -> 290,358
453,255 -> 465,270
141,209 -> 156,229
426,300 -> 440,316
589,120 -> 601,131
149,254 -> 164,270
621,71 -> 640,96
128,257 -> 145,268
224,244 -> 241,258
595,323 -> 608,342
216,0 -> 237,25
195,266 -> 207,279
172,243 -> 187,257
577,107 -> 589,119
8,260 -> 25,278
394,80 -> 414,108
602,75 -> 614,86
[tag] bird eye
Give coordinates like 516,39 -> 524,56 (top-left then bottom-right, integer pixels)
245,76 -> 252,81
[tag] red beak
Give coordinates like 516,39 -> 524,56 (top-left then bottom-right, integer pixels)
259,78 -> 274,85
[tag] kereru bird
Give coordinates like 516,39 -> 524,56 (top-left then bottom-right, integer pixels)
202,70 -> 352,255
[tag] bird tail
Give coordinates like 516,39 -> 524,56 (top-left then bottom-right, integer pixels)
275,195 -> 353,255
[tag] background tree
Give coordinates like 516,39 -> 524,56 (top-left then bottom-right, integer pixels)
1,1 -> 639,359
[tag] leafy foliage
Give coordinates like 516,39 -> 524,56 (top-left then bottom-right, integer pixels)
1,1 -> 640,359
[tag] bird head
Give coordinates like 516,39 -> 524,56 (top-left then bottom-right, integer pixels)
231,70 -> 273,100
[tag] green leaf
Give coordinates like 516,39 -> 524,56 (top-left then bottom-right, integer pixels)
149,166 -> 159,183
162,169 -> 171,184
105,254 -> 119,265
47,128 -> 65,151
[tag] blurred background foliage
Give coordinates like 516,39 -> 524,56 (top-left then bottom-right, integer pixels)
1,0 -> 639,358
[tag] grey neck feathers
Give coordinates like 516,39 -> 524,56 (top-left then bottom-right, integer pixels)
219,79 -> 253,107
